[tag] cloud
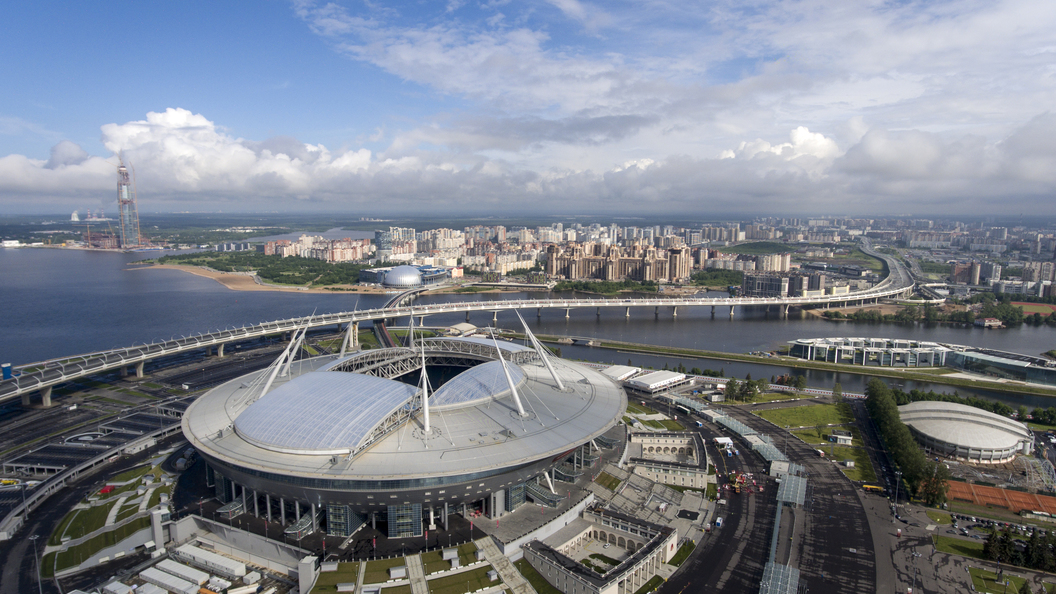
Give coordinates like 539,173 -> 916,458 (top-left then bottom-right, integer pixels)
0,108 -> 1054,216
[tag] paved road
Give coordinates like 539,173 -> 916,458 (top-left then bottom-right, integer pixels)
0,433 -> 186,594
658,407 -> 775,594
724,404 -> 878,594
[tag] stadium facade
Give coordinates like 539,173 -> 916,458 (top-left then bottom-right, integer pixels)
183,334 -> 626,539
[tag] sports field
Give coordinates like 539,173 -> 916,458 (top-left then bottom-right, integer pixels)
1013,302 -> 1056,314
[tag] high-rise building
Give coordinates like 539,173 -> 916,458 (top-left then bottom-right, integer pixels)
116,159 -> 141,248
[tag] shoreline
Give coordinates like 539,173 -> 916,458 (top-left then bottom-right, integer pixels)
131,263 -> 395,294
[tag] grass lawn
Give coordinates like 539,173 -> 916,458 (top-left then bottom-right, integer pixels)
968,567 -> 1029,593
381,586 -> 412,594
825,445 -> 877,482
791,426 -> 863,447
590,553 -> 621,566
596,472 -> 622,491
668,541 -> 696,567
622,416 -> 635,425
455,542 -> 478,566
49,509 -> 82,546
659,419 -> 685,431
514,559 -> 563,594
426,565 -> 497,594
115,501 -> 141,523
311,562 -> 361,593
633,575 -> 664,594
421,550 -> 451,575
358,331 -> 381,349
754,402 -> 855,430
64,502 -> 115,539
626,402 -> 657,415
926,509 -> 952,524
933,535 -> 985,560
749,392 -> 801,404
642,420 -> 665,429
706,483 -> 718,499
53,516 -> 151,574
363,557 -> 408,584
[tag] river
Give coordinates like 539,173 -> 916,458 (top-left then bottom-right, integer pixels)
2,247 -> 1054,406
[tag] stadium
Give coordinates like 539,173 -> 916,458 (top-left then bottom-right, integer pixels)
182,327 -> 626,539
898,401 -> 1033,464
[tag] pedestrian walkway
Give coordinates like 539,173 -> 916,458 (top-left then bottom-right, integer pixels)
355,561 -> 366,594
406,554 -> 429,594
475,536 -> 536,594
105,496 -> 128,526
138,488 -> 156,513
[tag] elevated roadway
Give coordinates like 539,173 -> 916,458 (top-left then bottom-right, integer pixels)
2,240 -> 912,406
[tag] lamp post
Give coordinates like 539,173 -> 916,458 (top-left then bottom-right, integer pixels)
892,470 -> 902,523
29,534 -> 43,594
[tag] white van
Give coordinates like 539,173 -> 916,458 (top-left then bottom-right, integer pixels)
715,517 -> 723,528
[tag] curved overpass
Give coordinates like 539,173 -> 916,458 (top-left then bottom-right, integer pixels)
2,240 -> 912,405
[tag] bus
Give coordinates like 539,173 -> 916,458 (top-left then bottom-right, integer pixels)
677,405 -> 690,415
862,485 -> 884,494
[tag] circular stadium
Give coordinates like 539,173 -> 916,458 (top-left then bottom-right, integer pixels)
381,265 -> 423,288
183,335 -> 626,538
898,401 -> 1033,464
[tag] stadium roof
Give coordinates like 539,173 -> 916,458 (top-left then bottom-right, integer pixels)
899,401 -> 1031,451
184,344 -> 625,482
430,360 -> 525,410
234,373 -> 417,455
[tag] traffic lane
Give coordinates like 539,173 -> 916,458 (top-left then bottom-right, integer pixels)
725,405 -> 877,594
664,478 -> 775,594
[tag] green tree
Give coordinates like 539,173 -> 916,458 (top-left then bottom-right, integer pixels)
793,375 -> 808,391
918,462 -> 950,506
725,378 -> 740,402
832,382 -> 843,402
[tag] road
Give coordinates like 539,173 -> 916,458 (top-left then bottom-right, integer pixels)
0,433 -> 186,594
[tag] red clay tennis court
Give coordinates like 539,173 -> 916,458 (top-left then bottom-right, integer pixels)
948,481 -> 1056,515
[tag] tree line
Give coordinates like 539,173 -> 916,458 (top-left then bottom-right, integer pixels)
984,526 -> 1056,577
552,279 -> 659,294
864,379 -> 950,505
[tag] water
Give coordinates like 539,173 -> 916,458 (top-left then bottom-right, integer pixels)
2,247 -> 1055,406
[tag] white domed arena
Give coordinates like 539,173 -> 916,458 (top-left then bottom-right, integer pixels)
381,265 -> 423,288
183,332 -> 626,538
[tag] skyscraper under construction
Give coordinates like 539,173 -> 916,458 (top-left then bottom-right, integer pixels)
116,158 -> 142,248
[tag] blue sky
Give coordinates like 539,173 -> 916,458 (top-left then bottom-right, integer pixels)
1,0 -> 1055,215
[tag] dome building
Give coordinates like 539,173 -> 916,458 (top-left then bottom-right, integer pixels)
183,334 -> 626,539
381,265 -> 423,288
898,401 -> 1033,464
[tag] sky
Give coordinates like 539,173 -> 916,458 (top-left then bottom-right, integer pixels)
1,0 -> 1054,217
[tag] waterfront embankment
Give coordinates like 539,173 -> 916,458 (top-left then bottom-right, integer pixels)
136,263 -> 393,294
526,333 -> 1056,399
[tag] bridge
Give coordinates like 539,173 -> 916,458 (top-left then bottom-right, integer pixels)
0,239 -> 912,406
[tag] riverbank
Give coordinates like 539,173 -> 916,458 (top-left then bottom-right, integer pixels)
524,333 -> 1056,399
133,263 -> 395,294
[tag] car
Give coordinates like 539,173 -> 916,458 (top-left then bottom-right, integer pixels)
603,543 -> 610,549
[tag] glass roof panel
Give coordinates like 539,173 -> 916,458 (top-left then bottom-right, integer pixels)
234,373 -> 417,455
430,361 -> 525,409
